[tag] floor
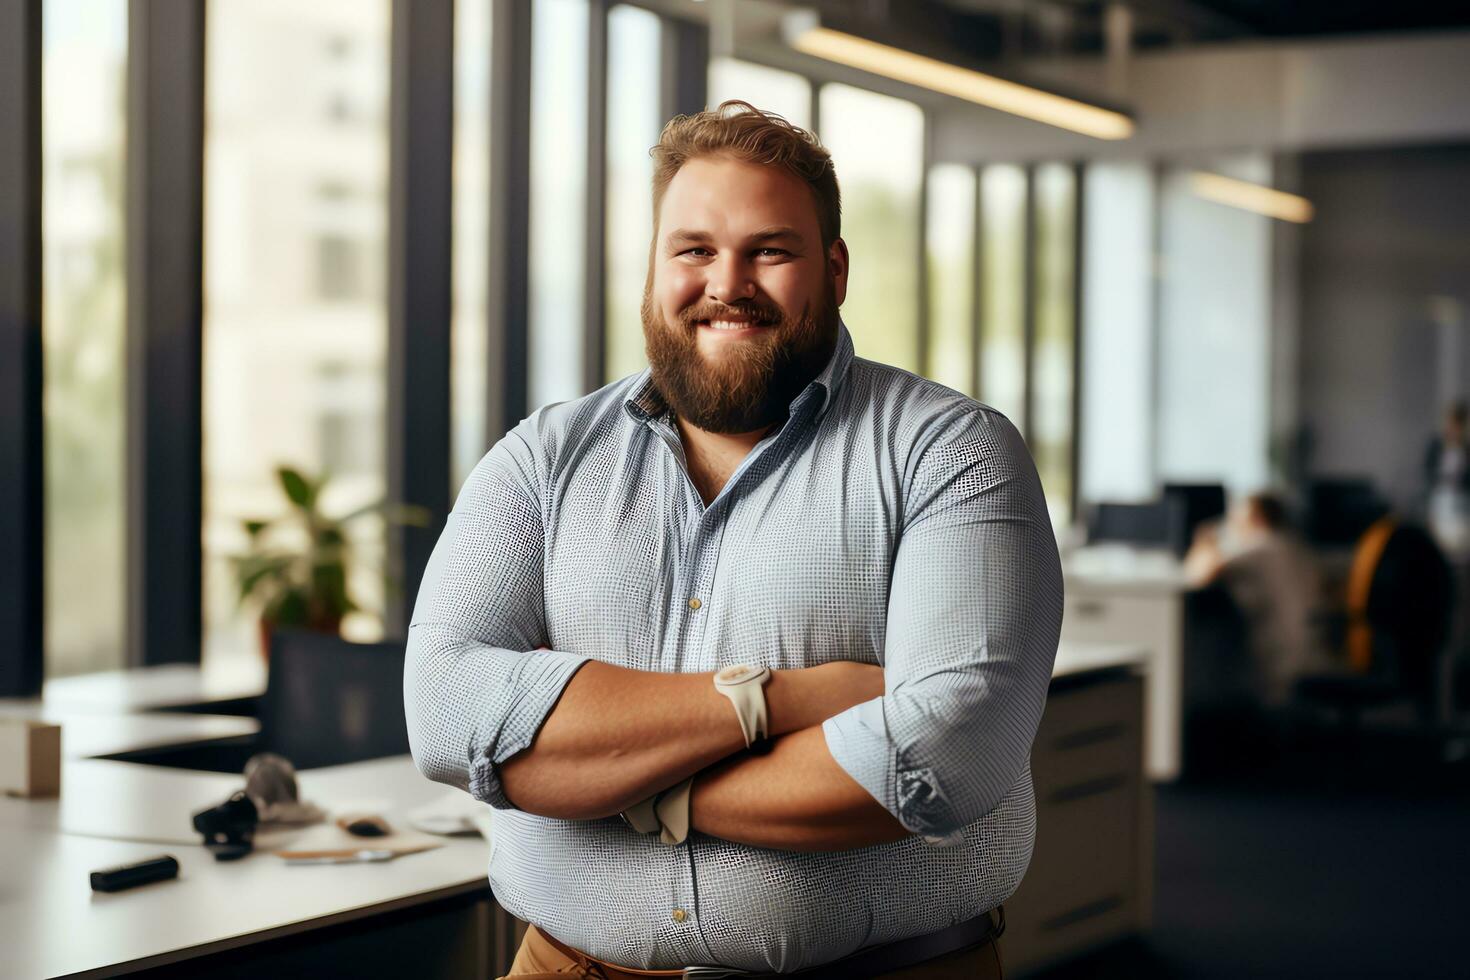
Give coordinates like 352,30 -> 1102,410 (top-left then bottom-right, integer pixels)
1030,730 -> 1470,979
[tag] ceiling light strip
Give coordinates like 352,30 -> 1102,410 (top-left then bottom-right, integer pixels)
788,26 -> 1134,141
1189,172 -> 1314,223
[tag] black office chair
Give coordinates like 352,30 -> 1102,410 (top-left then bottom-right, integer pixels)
1294,518 -> 1452,729
262,630 -> 411,770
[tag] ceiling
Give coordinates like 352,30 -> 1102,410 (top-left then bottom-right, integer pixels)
794,0 -> 1470,58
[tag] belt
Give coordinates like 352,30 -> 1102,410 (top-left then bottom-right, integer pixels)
538,906 -> 1004,980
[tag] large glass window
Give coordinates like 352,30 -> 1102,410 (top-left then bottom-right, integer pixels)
1156,157 -> 1273,495
41,0 -> 128,678
819,84 -> 924,372
925,164 -> 977,396
708,57 -> 811,128
203,0 -> 391,666
1080,161 -> 1155,504
452,0 -> 492,490
978,164 -> 1028,428
528,0 -> 589,410
603,4 -> 662,385
1031,164 -> 1078,527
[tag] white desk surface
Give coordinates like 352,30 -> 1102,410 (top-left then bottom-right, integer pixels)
0,643 -> 1141,979
1052,642 -> 1147,679
0,705 -> 258,760
1,756 -> 491,980
39,660 -> 267,713
1063,544 -> 1190,595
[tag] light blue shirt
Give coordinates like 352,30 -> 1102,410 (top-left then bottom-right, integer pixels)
405,322 -> 1063,972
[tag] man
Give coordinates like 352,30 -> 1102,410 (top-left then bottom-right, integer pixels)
406,101 -> 1063,979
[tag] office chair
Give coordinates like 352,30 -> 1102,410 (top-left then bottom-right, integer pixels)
1294,517 -> 1452,728
262,630 -> 411,770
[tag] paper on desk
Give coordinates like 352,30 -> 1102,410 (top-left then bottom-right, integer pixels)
271,822 -> 445,861
407,787 -> 494,838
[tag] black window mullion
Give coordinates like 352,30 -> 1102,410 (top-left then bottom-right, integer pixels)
386,0 -> 454,638
583,0 -> 609,394
485,0 -> 533,444
0,0 -> 43,695
659,15 -> 708,122
126,0 -> 205,668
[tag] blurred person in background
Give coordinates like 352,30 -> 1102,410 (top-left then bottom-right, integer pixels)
1425,400 -> 1470,558
1185,492 -> 1328,709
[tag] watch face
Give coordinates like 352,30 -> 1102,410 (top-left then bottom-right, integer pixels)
716,664 -> 763,685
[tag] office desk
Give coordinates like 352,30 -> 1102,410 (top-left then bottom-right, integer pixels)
1,756 -> 496,980
1062,545 -> 1190,781
4,646 -> 1148,979
39,660 -> 266,714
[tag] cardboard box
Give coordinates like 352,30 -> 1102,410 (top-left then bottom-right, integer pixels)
0,719 -> 61,798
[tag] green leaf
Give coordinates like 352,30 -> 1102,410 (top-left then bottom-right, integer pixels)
277,467 -> 314,509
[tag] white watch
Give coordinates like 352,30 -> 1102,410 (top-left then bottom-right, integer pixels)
714,664 -> 772,748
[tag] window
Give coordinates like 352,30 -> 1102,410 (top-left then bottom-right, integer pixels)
452,0 -> 492,490
925,164 -> 977,396
1080,161 -> 1155,505
41,0 -> 128,678
708,57 -> 811,128
819,84 -> 924,372
1031,163 -> 1078,526
202,0 -> 391,667
528,0 -> 590,410
603,4 -> 663,385
979,164 -> 1028,429
1156,157 -> 1273,495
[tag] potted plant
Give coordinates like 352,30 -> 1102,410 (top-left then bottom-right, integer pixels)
231,466 -> 430,660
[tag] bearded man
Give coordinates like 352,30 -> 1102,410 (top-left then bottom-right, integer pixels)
406,101 -> 1062,979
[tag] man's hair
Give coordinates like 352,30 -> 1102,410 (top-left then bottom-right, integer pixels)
1247,492 -> 1288,531
649,100 -> 842,249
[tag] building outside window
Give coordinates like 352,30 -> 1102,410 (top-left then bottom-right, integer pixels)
603,4 -> 663,385
41,0 -> 128,678
202,0 -> 391,667
818,83 -> 924,373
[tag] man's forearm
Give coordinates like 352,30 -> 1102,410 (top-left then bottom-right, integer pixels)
689,725 -> 911,852
499,660 -> 883,820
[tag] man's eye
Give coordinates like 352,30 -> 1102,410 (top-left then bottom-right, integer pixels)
681,247 -> 712,257
756,248 -> 788,257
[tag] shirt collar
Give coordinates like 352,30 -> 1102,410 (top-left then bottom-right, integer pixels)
623,319 -> 855,426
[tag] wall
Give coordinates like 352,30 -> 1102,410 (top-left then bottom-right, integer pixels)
1297,145 -> 1470,512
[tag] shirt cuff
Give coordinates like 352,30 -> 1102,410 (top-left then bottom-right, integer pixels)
822,697 -> 965,847
468,648 -> 591,810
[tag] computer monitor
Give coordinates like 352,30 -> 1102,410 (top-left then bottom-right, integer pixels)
1087,499 -> 1186,551
1163,483 -> 1227,556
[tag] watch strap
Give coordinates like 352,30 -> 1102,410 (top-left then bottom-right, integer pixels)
654,777 -> 694,846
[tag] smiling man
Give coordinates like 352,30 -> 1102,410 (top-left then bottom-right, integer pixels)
405,102 -> 1063,979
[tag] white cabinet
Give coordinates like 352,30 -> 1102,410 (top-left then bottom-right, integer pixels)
1061,575 -> 1185,782
1004,668 -> 1151,976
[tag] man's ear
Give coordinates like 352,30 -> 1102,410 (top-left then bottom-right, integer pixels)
828,238 -> 850,308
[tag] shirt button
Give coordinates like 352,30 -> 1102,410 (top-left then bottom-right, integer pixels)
687,597 -> 702,610
672,908 -> 688,923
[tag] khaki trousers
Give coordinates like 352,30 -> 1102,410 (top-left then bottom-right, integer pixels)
501,924 -> 1004,980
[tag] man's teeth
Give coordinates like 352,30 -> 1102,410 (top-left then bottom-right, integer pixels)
706,319 -> 762,330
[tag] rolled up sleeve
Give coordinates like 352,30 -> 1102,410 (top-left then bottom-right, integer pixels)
403,424 -> 590,810
823,407 -> 1062,841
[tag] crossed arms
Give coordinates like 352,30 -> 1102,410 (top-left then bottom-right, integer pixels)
404,408 -> 1062,853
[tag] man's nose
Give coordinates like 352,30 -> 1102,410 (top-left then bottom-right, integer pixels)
705,254 -> 757,305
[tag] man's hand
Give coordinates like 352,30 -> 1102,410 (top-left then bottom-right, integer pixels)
498,659 -> 882,820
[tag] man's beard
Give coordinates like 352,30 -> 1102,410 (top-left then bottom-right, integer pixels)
640,279 -> 840,435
